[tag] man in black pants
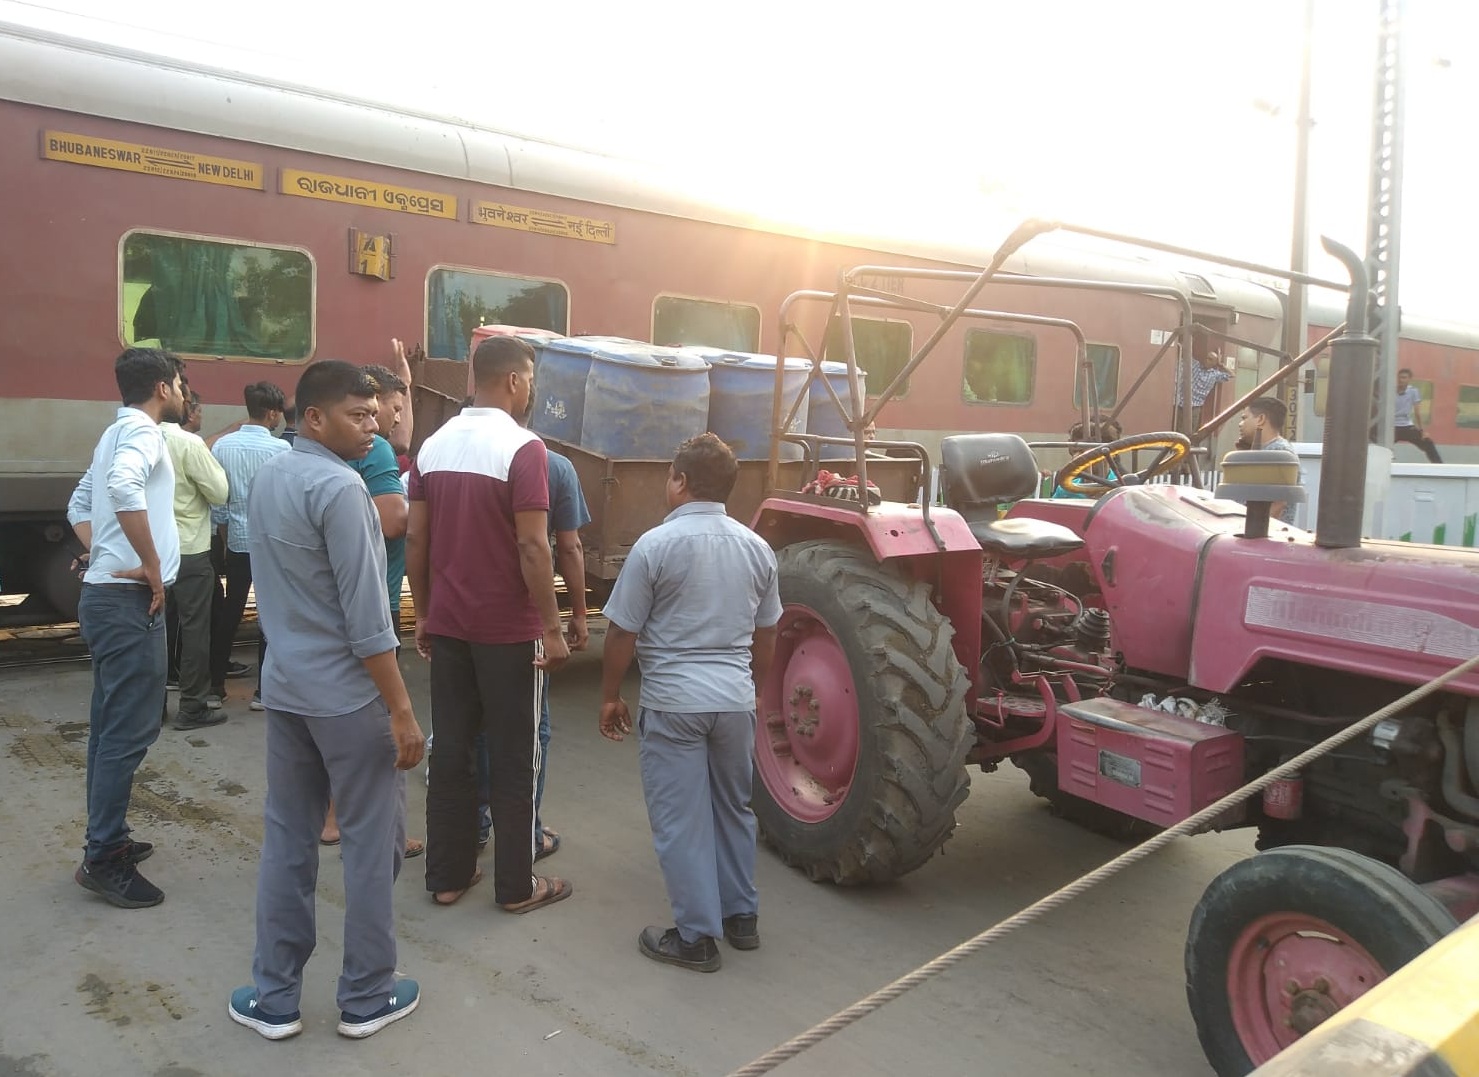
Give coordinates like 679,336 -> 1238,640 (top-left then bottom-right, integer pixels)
209,382 -> 289,707
406,336 -> 571,912
1394,368 -> 1444,463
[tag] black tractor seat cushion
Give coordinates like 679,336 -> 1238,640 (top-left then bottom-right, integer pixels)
968,516 -> 1085,560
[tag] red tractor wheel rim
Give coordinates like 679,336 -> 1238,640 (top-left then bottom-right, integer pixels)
1226,912 -> 1386,1063
755,605 -> 860,824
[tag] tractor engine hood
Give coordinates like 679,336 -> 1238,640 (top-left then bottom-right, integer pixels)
1082,485 -> 1479,696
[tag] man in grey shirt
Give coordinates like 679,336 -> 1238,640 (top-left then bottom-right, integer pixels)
228,361 -> 425,1042
600,433 -> 780,973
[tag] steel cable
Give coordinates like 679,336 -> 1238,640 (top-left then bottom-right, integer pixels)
727,650 -> 1479,1077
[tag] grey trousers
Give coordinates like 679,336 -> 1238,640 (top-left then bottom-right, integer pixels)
170,551 -> 215,721
252,697 -> 407,1017
637,707 -> 759,944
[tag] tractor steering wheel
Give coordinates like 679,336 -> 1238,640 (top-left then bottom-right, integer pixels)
1053,431 -> 1191,496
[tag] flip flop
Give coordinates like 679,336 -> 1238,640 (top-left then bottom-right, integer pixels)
431,868 -> 483,906
500,875 -> 572,915
319,835 -> 341,847
404,838 -> 425,859
535,828 -> 561,862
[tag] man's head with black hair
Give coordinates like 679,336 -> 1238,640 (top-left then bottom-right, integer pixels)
293,360 -> 380,462
1238,396 -> 1288,449
471,336 -> 536,421
667,432 -> 738,508
115,347 -> 187,423
244,381 -> 287,425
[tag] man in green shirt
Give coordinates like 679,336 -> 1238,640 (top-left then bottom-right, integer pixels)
164,390 -> 230,730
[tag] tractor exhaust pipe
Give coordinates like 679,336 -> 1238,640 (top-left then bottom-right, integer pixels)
1315,238 -> 1377,550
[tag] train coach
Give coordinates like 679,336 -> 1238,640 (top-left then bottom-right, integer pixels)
2,20 -> 1475,625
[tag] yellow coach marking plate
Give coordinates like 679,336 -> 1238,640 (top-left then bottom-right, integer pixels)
470,200 -> 616,244
281,169 -> 457,219
41,130 -> 263,189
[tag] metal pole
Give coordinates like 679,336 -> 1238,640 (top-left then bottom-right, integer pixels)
1367,0 -> 1406,449
1283,0 -> 1315,441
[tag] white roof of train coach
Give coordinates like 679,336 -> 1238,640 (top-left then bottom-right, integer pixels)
0,19 -> 1285,328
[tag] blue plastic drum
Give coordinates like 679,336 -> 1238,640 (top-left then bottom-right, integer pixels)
580,343 -> 712,459
692,350 -> 812,460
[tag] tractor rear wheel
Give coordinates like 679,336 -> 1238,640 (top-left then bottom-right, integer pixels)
1185,845 -> 1457,1075
752,540 -> 972,885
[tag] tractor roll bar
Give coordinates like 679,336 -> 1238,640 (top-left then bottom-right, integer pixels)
1054,222 -> 1352,292
769,289 -> 1094,514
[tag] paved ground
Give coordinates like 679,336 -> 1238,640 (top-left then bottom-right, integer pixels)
0,628 -> 1254,1076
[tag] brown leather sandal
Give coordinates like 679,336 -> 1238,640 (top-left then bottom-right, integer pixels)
500,875 -> 572,915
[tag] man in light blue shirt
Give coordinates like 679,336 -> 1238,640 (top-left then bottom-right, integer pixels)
209,381 -> 289,705
66,348 -> 187,909
600,433 -> 780,972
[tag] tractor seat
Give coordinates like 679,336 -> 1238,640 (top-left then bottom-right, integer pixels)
969,517 -> 1084,561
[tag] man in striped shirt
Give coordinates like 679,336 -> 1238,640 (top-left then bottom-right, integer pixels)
210,381 -> 290,708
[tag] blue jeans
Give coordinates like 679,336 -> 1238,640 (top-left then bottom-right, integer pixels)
476,688 -> 551,835
78,583 -> 166,861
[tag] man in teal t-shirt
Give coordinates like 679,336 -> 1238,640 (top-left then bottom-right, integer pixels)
349,434 -> 406,613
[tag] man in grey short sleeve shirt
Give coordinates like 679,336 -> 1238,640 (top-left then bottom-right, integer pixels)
600,433 -> 780,973
228,361 -> 425,1043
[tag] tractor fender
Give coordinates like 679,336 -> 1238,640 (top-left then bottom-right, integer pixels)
751,498 -> 980,561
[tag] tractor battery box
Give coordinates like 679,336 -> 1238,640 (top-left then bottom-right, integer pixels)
1055,698 -> 1245,827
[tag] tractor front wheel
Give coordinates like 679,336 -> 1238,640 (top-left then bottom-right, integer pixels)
1185,845 -> 1457,1075
752,541 -> 972,884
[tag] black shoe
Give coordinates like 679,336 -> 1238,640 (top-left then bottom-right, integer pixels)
722,914 -> 760,950
225,661 -> 253,679
76,850 -> 164,908
124,839 -> 154,864
172,710 -> 228,731
638,926 -> 720,973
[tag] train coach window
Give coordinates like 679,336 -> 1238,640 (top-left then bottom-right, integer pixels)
963,330 -> 1035,405
1457,386 -> 1479,429
1073,343 -> 1121,409
653,296 -> 761,351
121,231 -> 313,360
426,267 -> 569,360
823,316 -> 913,397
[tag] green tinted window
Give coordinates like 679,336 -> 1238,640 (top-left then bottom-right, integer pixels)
427,268 -> 569,360
963,331 -> 1035,404
653,296 -> 760,351
1073,343 -> 1121,408
122,231 -> 313,360
1459,386 -> 1479,429
824,316 -> 913,398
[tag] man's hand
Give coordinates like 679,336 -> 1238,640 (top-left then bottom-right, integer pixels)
566,613 -> 589,652
71,552 -> 90,580
537,627 -> 571,671
414,620 -> 432,660
112,561 -> 165,615
389,706 -> 426,770
599,697 -> 632,741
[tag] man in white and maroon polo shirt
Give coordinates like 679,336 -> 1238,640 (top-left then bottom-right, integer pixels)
406,336 -> 573,913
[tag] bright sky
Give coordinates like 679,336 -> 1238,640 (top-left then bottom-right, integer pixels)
3,0 -> 1474,320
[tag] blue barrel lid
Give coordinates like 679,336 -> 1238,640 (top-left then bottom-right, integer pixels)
680,347 -> 810,372
542,335 -> 646,358
588,341 -> 709,369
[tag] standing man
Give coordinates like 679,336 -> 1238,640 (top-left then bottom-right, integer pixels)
66,347 -> 187,908
1394,368 -> 1444,463
228,360 -> 425,1042
1236,397 -> 1303,525
319,352 -> 425,860
163,390 -> 230,730
210,381 -> 289,709
407,336 -> 571,912
475,441 -> 590,857
1173,347 -> 1233,433
598,433 -> 780,973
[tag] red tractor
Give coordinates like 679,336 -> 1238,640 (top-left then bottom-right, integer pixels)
744,228 -> 1479,1075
